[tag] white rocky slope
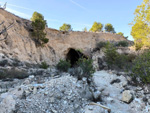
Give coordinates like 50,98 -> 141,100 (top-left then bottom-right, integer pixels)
93,71 -> 150,113
0,70 -> 150,113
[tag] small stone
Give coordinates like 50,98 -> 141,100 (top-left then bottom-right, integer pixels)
44,92 -> 48,95
56,94 -> 62,99
76,83 -> 82,88
126,76 -> 131,81
28,86 -> 34,91
23,79 -> 30,85
82,77 -> 87,83
52,109 -> 57,113
50,97 -> 55,103
74,104 -> 79,108
143,97 -> 148,102
64,100 -> 67,104
33,87 -> 37,94
26,99 -> 32,102
93,90 -> 101,100
61,89 -> 65,93
122,81 -> 128,87
122,90 -> 133,103
88,106 -> 93,110
107,97 -> 114,103
40,85 -> 45,89
17,87 -> 22,91
29,75 -> 34,79
102,91 -> 110,97
136,87 -> 142,91
24,90 -> 30,96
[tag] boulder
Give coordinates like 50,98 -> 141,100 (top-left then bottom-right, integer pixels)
122,90 -> 133,103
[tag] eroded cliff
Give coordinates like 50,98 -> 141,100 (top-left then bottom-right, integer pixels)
0,9 -> 128,65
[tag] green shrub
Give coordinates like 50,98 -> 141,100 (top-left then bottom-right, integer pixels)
76,58 -> 95,80
127,54 -> 137,62
56,60 -> 71,72
31,12 -> 49,46
12,59 -> 21,67
135,42 -> 143,51
115,54 -> 128,69
0,60 -> 8,66
41,38 -> 49,44
124,54 -> 137,72
0,69 -> 28,79
116,41 -> 129,47
131,50 -> 150,83
104,43 -> 118,65
59,23 -> 72,31
96,41 -> 108,49
104,43 -> 128,69
76,49 -> 83,53
69,67 -> 84,80
40,61 -> 49,69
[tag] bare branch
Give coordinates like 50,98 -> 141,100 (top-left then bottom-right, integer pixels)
0,22 -> 14,35
89,102 -> 111,113
0,21 -> 14,41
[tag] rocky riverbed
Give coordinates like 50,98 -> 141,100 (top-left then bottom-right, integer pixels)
0,68 -> 150,113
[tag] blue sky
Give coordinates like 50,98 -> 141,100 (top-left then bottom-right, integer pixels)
0,0 -> 143,40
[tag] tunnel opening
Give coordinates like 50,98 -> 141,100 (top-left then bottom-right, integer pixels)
66,48 -> 87,67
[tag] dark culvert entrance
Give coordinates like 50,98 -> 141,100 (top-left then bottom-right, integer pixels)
66,48 -> 87,67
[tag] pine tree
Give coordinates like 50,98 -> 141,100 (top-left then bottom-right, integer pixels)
131,0 -> 150,48
31,12 -> 49,46
90,22 -> 103,32
105,23 -> 115,33
59,23 -> 72,31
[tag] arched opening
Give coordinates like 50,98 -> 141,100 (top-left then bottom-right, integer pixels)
66,48 -> 87,67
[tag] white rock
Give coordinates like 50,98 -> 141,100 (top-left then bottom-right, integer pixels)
82,77 -> 87,83
33,87 -> 37,94
64,101 -> 67,104
29,75 -> 35,79
122,90 -> 133,103
88,106 -> 93,110
122,81 -> 128,87
107,97 -> 114,103
52,109 -> 57,113
23,79 -> 30,85
119,75 -> 128,87
49,97 -> 55,103
93,91 -> 101,100
44,92 -> 48,95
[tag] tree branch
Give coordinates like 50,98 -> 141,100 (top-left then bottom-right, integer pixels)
0,22 -> 14,41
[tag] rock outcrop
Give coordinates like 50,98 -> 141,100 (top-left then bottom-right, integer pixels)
0,9 -> 129,65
